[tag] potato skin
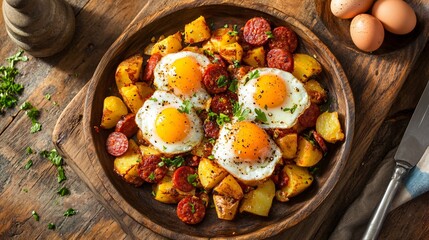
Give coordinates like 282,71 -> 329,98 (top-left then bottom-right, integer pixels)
213,195 -> 240,220
100,96 -> 128,129
198,157 -> 228,190
292,53 -> 322,82
115,55 -> 143,91
304,80 -> 327,104
275,164 -> 313,202
275,133 -> 298,159
184,16 -> 211,44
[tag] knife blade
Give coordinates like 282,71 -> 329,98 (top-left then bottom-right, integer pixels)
363,79 -> 429,240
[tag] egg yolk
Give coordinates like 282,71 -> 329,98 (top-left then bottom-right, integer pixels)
253,74 -> 287,109
168,57 -> 202,95
232,121 -> 270,162
155,107 -> 191,143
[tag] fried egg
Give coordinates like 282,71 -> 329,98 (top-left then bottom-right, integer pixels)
212,121 -> 282,185
135,90 -> 203,154
153,51 -> 211,110
237,68 -> 310,129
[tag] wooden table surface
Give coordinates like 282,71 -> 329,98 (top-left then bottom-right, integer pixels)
0,0 -> 428,239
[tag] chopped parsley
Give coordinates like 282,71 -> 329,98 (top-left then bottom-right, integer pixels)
187,173 -> 198,187
63,208 -> 77,217
159,156 -> 185,168
151,191 -> 156,197
283,104 -> 298,114
26,147 -> 33,154
32,210 -> 40,221
24,159 -> 33,170
47,223 -> 56,230
148,172 -> 156,181
178,99 -> 192,114
216,75 -> 228,88
233,102 -> 251,121
57,166 -> 66,183
254,109 -> 268,123
208,138 -> 216,144
203,49 -> 215,58
233,60 -> 240,69
228,24 -> 239,36
309,166 -> 319,175
22,188 -> 28,193
223,24 -> 229,28
228,78 -> 238,93
208,111 -> 230,126
207,155 -> 215,160
189,202 -> 195,213
0,50 -> 28,112
40,149 -> 66,183
149,97 -> 158,102
266,31 -> 274,39
244,70 -> 260,85
20,102 -> 42,133
57,187 -> 70,196
44,93 -> 51,101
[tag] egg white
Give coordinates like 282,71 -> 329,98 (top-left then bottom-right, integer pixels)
212,122 -> 282,185
237,68 -> 310,129
135,90 -> 203,154
153,51 -> 211,110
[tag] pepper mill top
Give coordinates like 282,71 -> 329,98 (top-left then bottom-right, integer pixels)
2,0 -> 75,57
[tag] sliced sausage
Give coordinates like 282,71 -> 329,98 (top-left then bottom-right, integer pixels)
227,65 -> 253,81
203,64 -> 230,94
210,93 -> 236,116
267,48 -> 294,72
115,113 -> 138,137
176,196 -> 206,224
137,155 -> 168,183
143,53 -> 162,82
203,120 -> 220,139
268,26 -> 298,52
106,132 -> 129,157
313,130 -> 328,153
185,155 -> 201,167
243,17 -> 271,46
298,103 -> 321,128
173,166 -> 197,192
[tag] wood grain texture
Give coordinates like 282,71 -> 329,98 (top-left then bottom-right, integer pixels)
0,0 -> 148,239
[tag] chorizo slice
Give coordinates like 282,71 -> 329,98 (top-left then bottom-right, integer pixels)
203,120 -> 220,139
266,48 -> 294,72
173,166 -> 197,192
268,26 -> 298,52
243,17 -> 271,46
313,130 -> 328,153
106,132 -> 129,157
203,64 -> 230,94
185,155 -> 201,167
115,113 -> 138,138
176,196 -> 206,224
143,53 -> 162,82
210,93 -> 236,116
298,103 -> 320,129
137,155 -> 168,183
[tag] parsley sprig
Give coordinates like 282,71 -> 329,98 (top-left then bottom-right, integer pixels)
208,111 -> 231,126
244,70 -> 260,85
266,31 -> 274,39
159,156 -> 185,168
254,108 -> 268,123
178,100 -> 193,114
216,75 -> 228,88
40,149 -> 66,183
20,102 -> 42,133
187,173 -> 198,187
0,50 -> 28,112
283,104 -> 298,114
233,102 -> 251,121
228,24 -> 239,36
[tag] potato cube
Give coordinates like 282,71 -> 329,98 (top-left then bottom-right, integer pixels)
239,179 -> 275,217
184,16 -> 211,44
275,133 -> 298,159
151,32 -> 182,56
120,84 -> 147,113
208,27 -> 238,53
198,157 -> 228,190
114,139 -> 143,186
295,137 -> 323,167
100,96 -> 128,129
139,145 -> 161,156
304,80 -> 328,104
152,176 -> 194,204
213,175 -> 243,200
316,111 -> 345,143
213,195 -> 240,220
275,164 -> 313,202
243,47 -> 265,67
292,53 -> 322,82
219,42 -> 243,64
115,55 -> 143,90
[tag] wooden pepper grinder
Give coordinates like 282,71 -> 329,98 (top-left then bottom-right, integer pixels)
2,0 -> 75,57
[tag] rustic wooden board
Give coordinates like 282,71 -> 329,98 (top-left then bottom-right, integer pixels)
51,0 -> 429,239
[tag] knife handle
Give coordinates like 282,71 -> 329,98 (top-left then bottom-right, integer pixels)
362,161 -> 411,240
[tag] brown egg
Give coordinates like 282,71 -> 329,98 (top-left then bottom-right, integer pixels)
330,0 -> 374,19
350,14 -> 385,52
372,0 -> 417,35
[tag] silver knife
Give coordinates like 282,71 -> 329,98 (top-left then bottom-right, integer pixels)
362,80 -> 429,240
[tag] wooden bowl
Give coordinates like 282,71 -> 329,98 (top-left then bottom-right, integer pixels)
84,2 -> 355,239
